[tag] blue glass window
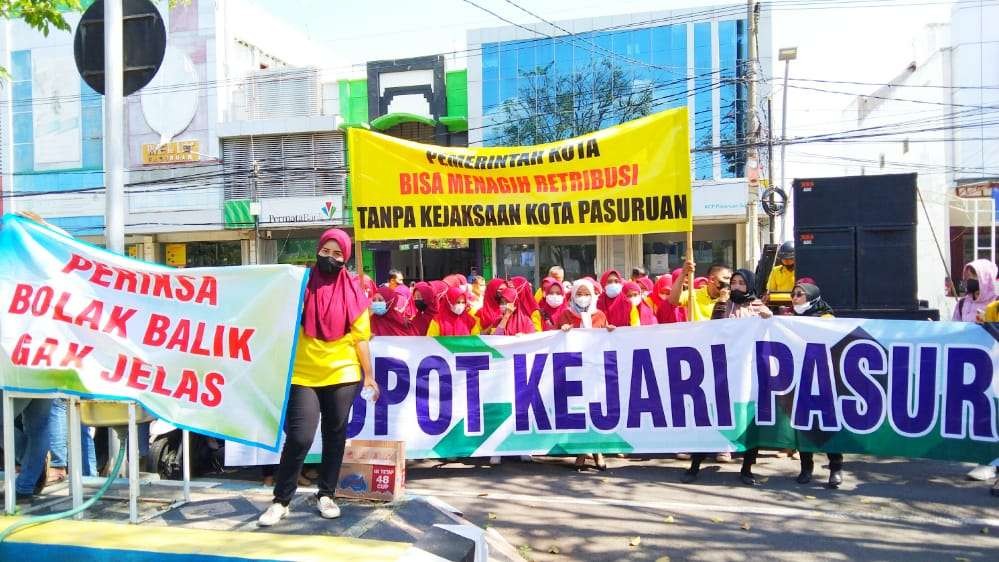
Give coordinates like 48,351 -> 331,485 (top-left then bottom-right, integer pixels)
499,43 -> 517,80
693,22 -> 713,180
483,43 -> 499,82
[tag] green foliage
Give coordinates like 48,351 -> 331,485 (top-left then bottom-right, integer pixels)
496,60 -> 653,146
0,1 -> 79,36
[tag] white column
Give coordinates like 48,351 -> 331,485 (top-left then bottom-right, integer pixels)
104,0 -> 125,253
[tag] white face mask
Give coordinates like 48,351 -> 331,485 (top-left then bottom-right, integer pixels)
793,302 -> 811,315
545,294 -> 565,307
604,282 -> 622,298
574,295 -> 592,310
451,303 -> 466,315
629,295 -> 643,307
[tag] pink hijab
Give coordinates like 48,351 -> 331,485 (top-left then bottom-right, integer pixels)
301,229 -> 369,342
953,259 -> 998,322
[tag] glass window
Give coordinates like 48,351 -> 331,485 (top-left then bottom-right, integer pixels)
483,43 -> 499,82
554,37 -> 573,76
499,43 -> 517,80
518,41 -> 536,74
643,226 -> 736,277
500,77 -> 517,103
694,22 -> 713,180
537,39 -> 554,72
498,239 -> 536,282
483,78 -> 499,112
539,236 -> 596,285
174,241 -> 243,268
718,20 -> 744,179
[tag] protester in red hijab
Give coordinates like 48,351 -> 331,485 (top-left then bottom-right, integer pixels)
606,281 -> 657,327
370,286 -> 416,336
537,276 -> 568,331
411,282 -> 437,336
596,269 -> 624,313
495,278 -> 542,335
650,275 -> 677,324
670,269 -> 689,323
394,284 -> 416,319
427,286 -> 480,336
260,228 -> 379,528
442,274 -> 466,289
637,276 -> 654,307
356,274 -> 377,300
477,278 -> 509,334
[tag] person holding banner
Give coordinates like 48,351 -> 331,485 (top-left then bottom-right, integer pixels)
790,282 -> 844,488
606,282 -> 657,327
494,278 -> 542,335
476,278 -> 509,335
538,277 -> 568,331
683,269 -> 771,486
557,278 -> 612,471
668,262 -> 732,322
370,287 -> 416,337
258,228 -> 380,527
426,286 -> 481,336
596,270 -> 624,313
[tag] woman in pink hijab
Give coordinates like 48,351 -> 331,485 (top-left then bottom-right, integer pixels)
259,228 -> 380,528
953,258 -> 997,322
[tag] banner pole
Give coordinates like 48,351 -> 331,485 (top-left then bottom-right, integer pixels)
355,238 -> 364,284
686,230 -> 695,321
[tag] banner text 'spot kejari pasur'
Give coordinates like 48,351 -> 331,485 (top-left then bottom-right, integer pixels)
348,108 -> 693,240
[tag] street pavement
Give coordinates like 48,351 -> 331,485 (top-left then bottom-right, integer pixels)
403,452 -> 999,562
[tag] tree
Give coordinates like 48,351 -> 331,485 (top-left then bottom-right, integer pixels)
494,60 -> 653,146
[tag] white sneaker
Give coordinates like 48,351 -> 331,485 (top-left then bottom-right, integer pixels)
257,502 -> 289,527
967,465 -> 998,481
317,496 -> 341,519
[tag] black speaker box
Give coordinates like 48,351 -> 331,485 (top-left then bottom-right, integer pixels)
796,227 -> 857,310
794,173 -> 917,228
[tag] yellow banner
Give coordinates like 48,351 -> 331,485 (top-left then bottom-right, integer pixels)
348,108 -> 691,240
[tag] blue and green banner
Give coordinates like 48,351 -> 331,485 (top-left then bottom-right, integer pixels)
228,318 -> 999,465
0,214 -> 307,451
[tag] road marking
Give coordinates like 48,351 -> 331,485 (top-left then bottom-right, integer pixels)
406,488 -> 999,528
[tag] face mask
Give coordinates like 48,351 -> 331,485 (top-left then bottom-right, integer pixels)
605,283 -> 622,298
545,294 -> 565,307
730,289 -> 750,304
316,255 -> 344,275
793,302 -> 811,315
628,295 -> 643,307
371,302 -> 388,315
716,280 -> 730,290
451,303 -> 466,315
574,295 -> 592,310
414,300 -> 428,312
966,278 -> 980,295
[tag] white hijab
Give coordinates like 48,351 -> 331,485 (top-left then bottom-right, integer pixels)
569,278 -> 598,328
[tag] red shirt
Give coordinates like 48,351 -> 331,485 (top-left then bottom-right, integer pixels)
554,308 -> 608,329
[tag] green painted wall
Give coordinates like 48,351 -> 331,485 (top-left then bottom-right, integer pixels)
446,69 -> 468,120
338,79 -> 369,126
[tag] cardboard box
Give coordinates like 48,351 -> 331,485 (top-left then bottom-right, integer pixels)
335,439 -> 406,502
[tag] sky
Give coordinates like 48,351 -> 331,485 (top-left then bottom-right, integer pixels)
251,0 -> 956,179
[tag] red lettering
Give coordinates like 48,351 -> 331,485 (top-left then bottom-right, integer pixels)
191,322 -> 211,356
228,327 -> 255,362
8,283 -> 33,314
102,354 -> 128,383
61,254 -> 93,275
112,267 -> 138,293
151,273 -> 173,299
143,314 -> 171,346
399,173 -> 412,194
59,343 -> 94,369
11,334 -> 32,365
201,372 -> 224,407
52,292 -> 74,323
31,286 -> 54,316
150,366 -> 174,397
125,358 -> 152,391
75,299 -> 103,331
175,275 -> 196,302
165,319 -> 191,353
212,325 -> 225,357
172,370 -> 199,403
90,262 -> 114,287
31,337 -> 59,367
196,277 -> 218,306
102,306 -> 137,337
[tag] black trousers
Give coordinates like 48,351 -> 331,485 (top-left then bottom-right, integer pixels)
799,452 -> 843,472
690,449 -> 758,474
273,382 -> 361,505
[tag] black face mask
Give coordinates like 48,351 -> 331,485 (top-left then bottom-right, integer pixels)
414,300 -> 428,312
316,255 -> 344,275
730,289 -> 751,304
716,280 -> 729,290
965,278 -> 980,295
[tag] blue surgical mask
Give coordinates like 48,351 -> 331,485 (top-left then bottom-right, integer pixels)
371,302 -> 388,316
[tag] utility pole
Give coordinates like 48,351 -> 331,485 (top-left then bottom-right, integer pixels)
104,0 -> 124,254
745,0 -> 760,266
767,96 -> 775,244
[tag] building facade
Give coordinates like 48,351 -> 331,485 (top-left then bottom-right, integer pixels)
467,5 -> 773,284
1,0 -> 320,267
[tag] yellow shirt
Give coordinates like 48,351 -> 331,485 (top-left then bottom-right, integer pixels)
426,317 -> 482,336
767,265 -> 796,293
984,300 -> 999,322
677,286 -> 719,322
291,311 -> 370,387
